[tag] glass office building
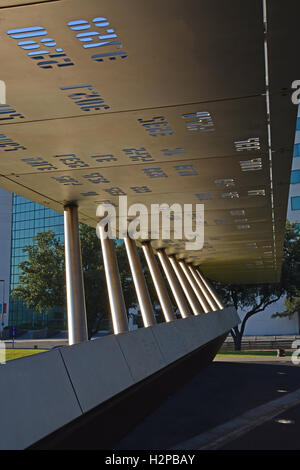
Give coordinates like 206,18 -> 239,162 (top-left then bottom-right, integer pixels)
288,109 -> 300,225
9,194 -> 66,329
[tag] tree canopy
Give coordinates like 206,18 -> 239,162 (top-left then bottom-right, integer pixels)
13,221 -> 300,347
213,222 -> 300,349
12,225 -> 140,338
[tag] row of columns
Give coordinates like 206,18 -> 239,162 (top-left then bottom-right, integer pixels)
64,204 -> 224,345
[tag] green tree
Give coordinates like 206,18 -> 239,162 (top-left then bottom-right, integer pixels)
271,222 -> 300,324
12,226 -> 142,338
212,222 -> 300,350
214,283 -> 284,350
115,242 -> 169,326
272,295 -> 300,320
79,223 -> 110,337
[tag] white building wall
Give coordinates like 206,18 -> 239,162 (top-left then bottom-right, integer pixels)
0,189 -> 12,332
239,297 -> 300,336
239,108 -> 300,337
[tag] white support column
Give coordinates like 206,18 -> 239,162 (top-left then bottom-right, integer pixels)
142,242 -> 175,323
98,224 -> 129,334
179,261 -> 210,313
168,255 -> 203,316
64,204 -> 88,345
196,269 -> 224,310
124,236 -> 156,327
157,249 -> 191,319
188,264 -> 217,312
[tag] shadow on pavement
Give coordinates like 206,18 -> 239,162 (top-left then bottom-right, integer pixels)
115,360 -> 300,450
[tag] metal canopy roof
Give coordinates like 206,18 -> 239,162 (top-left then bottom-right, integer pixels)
0,0 -> 298,284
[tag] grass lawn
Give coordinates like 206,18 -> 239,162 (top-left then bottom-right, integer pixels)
217,350 -> 293,357
1,349 -> 47,362
1,348 -> 293,362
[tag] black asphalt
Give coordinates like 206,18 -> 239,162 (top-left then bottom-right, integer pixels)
114,358 -> 300,450
220,400 -> 300,450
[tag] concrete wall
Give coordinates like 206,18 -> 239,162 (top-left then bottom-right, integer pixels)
0,189 -> 12,332
0,307 -> 239,449
244,109 -> 299,337
240,109 -> 300,337
239,297 -> 300,336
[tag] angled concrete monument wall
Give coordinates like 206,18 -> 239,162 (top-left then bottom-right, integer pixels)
0,307 -> 240,449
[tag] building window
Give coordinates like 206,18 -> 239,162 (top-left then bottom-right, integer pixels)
294,144 -> 300,157
291,196 -> 300,211
9,194 -> 65,329
291,170 -> 300,184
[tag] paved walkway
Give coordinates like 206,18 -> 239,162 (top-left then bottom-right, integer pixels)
114,356 -> 300,450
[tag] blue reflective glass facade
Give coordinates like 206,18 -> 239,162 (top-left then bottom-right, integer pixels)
294,143 -> 300,157
291,170 -> 300,184
9,194 -> 66,329
291,196 -> 300,211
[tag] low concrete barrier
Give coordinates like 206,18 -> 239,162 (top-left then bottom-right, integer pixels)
0,349 -> 82,450
0,307 -> 240,449
115,327 -> 166,382
60,334 -> 135,413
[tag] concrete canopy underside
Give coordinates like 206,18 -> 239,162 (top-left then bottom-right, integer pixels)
0,0 -> 298,283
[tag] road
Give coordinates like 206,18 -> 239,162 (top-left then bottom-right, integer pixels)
114,356 -> 300,450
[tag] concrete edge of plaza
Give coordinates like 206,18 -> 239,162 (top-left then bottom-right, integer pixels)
0,307 -> 239,450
